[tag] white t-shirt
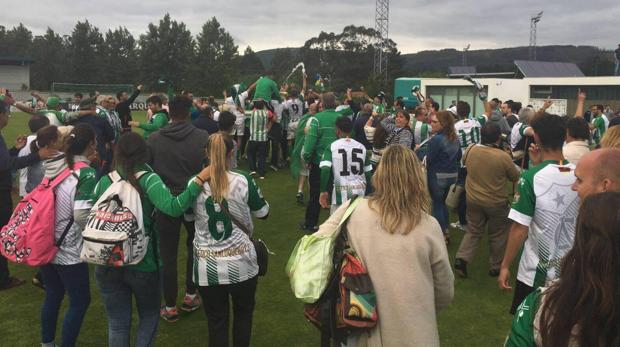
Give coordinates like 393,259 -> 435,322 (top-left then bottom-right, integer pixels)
320,138 -> 371,205
454,118 -> 481,149
283,98 -> 304,123
508,160 -> 579,288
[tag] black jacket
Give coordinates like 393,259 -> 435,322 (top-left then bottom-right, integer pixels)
0,133 -> 40,191
147,121 -> 209,194
192,115 -> 219,135
115,89 -> 140,132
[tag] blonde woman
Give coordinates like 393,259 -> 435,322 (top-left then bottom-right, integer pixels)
193,133 -> 270,347
601,125 -> 620,148
315,145 -> 454,346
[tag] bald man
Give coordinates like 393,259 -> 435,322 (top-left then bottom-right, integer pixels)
572,148 -> 620,200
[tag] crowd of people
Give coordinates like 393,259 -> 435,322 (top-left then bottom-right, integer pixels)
1,68 -> 620,347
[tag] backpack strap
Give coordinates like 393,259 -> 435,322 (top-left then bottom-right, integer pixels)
55,217 -> 74,247
47,162 -> 89,190
109,170 -> 149,183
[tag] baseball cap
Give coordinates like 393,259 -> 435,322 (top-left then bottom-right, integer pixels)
46,96 -> 60,108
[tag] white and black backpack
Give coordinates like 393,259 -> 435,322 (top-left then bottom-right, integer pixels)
81,171 -> 148,266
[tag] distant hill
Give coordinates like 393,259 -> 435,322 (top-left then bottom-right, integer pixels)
255,45 -> 615,76
255,48 -> 300,71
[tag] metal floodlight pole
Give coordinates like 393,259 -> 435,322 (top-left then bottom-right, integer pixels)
463,44 -> 470,66
374,0 -> 390,82
529,11 -> 543,60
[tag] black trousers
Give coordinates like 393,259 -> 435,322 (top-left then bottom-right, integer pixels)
198,276 -> 258,347
280,129 -> 289,162
156,211 -> 197,307
268,123 -> 283,167
510,280 -> 534,315
247,141 -> 268,177
0,190 -> 13,286
304,163 -> 322,228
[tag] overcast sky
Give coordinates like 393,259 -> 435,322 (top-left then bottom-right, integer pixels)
2,0 -> 619,54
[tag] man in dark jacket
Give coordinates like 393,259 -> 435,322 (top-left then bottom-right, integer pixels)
147,95 -> 209,322
71,98 -> 116,177
116,84 -> 143,133
353,103 -> 373,149
192,106 -> 219,135
0,94 -> 57,290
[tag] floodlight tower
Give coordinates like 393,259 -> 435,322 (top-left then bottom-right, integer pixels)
374,0 -> 390,82
462,44 -> 471,66
529,11 -> 543,60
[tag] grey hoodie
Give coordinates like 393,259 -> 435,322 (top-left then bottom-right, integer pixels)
147,121 -> 209,194
487,111 -> 511,135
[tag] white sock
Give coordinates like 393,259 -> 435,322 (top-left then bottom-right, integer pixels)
186,293 -> 196,300
165,306 -> 176,311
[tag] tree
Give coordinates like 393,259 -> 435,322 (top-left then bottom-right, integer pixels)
195,17 -> 239,95
300,25 -> 402,92
67,21 -> 105,83
270,48 -> 296,83
103,27 -> 138,84
1,23 -> 33,57
240,46 -> 264,78
139,14 -> 195,91
30,28 -> 67,90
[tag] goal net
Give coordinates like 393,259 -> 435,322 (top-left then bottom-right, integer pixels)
51,83 -> 134,96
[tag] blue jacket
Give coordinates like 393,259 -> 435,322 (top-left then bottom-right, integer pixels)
426,133 -> 462,176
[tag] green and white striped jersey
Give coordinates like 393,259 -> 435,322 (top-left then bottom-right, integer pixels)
454,117 -> 482,149
96,107 -> 122,143
509,160 -> 578,288
193,170 -> 269,286
410,119 -> 430,145
591,115 -> 609,145
320,138 -> 371,205
249,109 -> 270,142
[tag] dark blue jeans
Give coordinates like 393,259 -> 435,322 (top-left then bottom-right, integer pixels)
428,172 -> 457,233
40,263 -> 91,347
95,266 -> 161,347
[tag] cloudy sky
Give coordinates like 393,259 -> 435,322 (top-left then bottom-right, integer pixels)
2,0 -> 619,54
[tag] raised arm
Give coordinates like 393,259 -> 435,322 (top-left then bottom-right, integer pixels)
574,89 -> 586,118
30,91 -> 46,103
301,74 -> 307,95
127,85 -> 143,104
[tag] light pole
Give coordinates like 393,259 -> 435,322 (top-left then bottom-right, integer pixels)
463,44 -> 470,66
529,11 -> 543,61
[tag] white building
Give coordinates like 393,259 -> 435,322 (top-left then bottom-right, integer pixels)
396,61 -> 620,116
0,57 -> 33,91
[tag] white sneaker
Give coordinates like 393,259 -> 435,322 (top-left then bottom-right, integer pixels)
450,222 -> 467,231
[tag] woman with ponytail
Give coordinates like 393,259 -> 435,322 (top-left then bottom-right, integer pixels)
92,132 -> 210,347
39,123 -> 97,347
193,132 -> 270,347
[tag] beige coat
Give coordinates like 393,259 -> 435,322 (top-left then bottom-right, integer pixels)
317,199 -> 454,346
